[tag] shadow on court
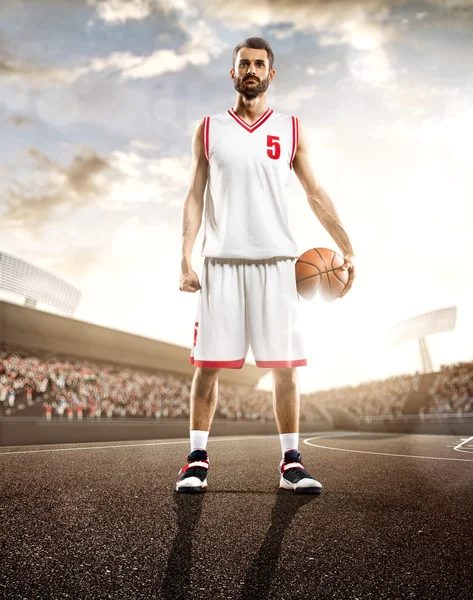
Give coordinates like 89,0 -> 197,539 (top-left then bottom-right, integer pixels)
159,493 -> 205,600
239,490 -> 320,599
160,490 -> 320,600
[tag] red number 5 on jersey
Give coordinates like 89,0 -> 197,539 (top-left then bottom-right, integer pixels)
267,135 -> 281,160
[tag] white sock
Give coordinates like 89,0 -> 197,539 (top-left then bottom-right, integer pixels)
190,430 -> 209,453
280,432 -> 299,457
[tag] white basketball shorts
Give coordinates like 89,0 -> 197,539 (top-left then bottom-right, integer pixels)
190,257 -> 307,369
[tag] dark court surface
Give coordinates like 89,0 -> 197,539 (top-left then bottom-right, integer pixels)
1,431 -> 472,600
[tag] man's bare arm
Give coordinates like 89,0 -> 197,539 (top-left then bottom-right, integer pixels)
293,120 -> 354,258
181,119 -> 208,269
293,120 -> 355,296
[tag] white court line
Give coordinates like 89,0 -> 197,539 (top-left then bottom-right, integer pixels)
303,432 -> 473,463
0,434 -> 296,457
453,436 -> 473,454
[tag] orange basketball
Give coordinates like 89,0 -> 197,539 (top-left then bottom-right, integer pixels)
295,248 -> 348,302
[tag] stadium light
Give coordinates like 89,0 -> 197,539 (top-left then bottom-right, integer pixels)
388,307 -> 457,372
0,252 -> 81,315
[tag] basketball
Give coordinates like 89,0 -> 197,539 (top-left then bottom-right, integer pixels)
295,248 -> 348,302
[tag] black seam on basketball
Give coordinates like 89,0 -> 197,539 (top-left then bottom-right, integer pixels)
314,248 -> 332,299
333,269 -> 345,285
330,252 -> 336,300
297,260 -> 322,274
298,273 -> 322,283
298,265 -> 343,277
313,248 -> 329,272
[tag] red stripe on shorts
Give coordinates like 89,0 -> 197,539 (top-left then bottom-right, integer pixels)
190,357 -> 245,369
255,359 -> 307,368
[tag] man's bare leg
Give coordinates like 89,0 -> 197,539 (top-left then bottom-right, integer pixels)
190,367 -> 220,431
272,367 -> 299,435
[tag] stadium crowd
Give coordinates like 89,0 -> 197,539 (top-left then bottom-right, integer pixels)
1,344 -> 472,419
425,362 -> 473,414
304,374 -> 417,418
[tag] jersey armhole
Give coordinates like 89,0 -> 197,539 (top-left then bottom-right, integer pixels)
202,116 -> 210,162
290,116 -> 298,170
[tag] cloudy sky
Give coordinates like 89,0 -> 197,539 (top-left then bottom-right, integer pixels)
1,0 -> 472,393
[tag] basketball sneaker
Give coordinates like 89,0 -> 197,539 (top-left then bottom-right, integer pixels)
279,449 -> 323,494
176,449 -> 209,493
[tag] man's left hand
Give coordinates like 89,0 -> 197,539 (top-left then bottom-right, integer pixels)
340,254 -> 355,298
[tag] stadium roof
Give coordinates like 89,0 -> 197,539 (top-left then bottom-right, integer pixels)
0,252 -> 81,315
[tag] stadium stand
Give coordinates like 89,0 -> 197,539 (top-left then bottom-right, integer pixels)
2,342 -> 472,422
425,362 -> 473,414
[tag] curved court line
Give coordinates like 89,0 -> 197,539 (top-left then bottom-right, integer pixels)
453,436 -> 473,454
303,432 -> 473,462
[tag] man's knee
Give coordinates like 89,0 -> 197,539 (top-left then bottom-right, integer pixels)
272,367 -> 297,380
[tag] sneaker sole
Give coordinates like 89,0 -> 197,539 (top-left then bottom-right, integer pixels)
175,485 -> 207,493
175,477 -> 208,493
279,476 -> 323,495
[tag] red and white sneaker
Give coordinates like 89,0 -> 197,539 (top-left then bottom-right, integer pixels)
279,449 -> 323,494
176,449 -> 209,493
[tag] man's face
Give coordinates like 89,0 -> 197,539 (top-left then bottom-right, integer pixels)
231,48 -> 274,99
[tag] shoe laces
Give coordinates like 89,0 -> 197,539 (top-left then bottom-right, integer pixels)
284,466 -> 313,483
183,466 -> 208,480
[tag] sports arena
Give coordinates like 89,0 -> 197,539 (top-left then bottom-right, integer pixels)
2,1 -> 473,598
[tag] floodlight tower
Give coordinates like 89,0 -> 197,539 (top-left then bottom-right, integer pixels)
388,307 -> 457,373
0,252 -> 81,316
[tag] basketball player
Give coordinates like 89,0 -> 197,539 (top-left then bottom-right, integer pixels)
177,38 -> 355,494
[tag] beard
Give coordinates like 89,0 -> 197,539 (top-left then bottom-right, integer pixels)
233,75 -> 270,99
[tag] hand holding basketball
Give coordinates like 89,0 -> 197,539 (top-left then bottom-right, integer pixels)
180,266 -> 201,293
340,253 -> 355,298
295,248 -> 355,301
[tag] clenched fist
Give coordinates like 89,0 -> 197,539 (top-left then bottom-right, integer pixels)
180,266 -> 201,293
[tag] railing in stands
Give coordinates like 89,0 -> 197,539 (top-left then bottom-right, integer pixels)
359,412 -> 473,424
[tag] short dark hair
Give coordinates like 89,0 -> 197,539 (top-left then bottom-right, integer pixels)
233,37 -> 274,70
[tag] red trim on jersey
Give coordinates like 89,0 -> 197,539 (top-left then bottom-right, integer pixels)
227,108 -> 273,133
202,117 -> 210,161
290,116 -> 298,170
201,117 -> 206,158
190,357 -> 245,369
255,358 -> 307,368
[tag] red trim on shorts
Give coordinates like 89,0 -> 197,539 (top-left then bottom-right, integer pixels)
255,359 -> 307,368
290,116 -> 298,170
190,357 -> 245,369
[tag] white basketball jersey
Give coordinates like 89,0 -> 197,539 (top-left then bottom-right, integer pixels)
200,107 -> 300,259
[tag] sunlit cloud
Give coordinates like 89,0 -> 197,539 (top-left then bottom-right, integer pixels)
346,48 -> 395,84
202,0 -> 400,49
86,0 -> 154,24
86,0 -> 198,24
3,114 -> 37,128
0,20 -> 227,86
1,149 -> 118,231
272,83 -> 319,111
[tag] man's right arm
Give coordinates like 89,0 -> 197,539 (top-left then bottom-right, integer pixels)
181,119 -> 208,270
